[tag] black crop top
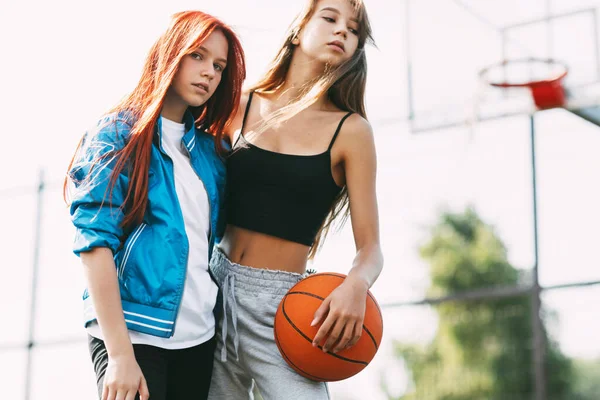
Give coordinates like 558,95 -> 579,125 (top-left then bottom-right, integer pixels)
226,92 -> 351,246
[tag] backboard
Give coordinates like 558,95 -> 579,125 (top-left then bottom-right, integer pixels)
405,0 -> 600,133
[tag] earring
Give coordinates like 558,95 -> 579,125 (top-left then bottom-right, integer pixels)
291,36 -> 300,45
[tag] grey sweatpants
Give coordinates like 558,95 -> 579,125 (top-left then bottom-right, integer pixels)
207,247 -> 330,400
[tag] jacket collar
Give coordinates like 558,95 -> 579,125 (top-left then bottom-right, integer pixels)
154,110 -> 198,155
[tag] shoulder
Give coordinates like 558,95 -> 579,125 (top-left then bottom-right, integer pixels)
331,113 -> 376,164
89,112 -> 136,146
344,113 -> 372,134
195,125 -> 213,138
75,112 -> 139,163
338,113 -> 374,146
224,90 -> 252,137
239,90 -> 251,112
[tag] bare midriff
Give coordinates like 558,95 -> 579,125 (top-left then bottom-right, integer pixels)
218,225 -> 311,274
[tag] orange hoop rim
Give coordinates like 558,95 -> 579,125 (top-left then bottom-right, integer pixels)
479,58 -> 569,89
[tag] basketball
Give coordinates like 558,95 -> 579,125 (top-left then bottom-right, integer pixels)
274,272 -> 383,382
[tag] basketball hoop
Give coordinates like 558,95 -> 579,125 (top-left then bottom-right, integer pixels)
479,58 -> 569,110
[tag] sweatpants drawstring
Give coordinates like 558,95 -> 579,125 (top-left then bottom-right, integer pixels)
220,273 -> 240,362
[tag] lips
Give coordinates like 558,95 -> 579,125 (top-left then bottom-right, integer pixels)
193,82 -> 209,93
327,41 -> 345,52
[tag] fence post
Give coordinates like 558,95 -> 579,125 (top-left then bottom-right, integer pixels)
24,169 -> 45,400
529,116 -> 546,400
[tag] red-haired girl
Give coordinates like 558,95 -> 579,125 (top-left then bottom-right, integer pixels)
207,1 -> 382,399
65,10 -> 245,400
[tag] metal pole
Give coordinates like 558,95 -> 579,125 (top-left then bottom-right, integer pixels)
24,170 -> 45,400
545,0 -> 553,58
529,115 -> 546,400
405,0 -> 414,121
592,9 -> 600,81
501,28 -> 508,101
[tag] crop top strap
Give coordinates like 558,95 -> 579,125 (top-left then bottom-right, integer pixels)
327,112 -> 354,151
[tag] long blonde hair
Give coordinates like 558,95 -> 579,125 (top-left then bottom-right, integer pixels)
250,0 -> 374,258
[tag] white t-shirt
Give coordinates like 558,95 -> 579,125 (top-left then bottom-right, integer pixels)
87,116 -> 218,349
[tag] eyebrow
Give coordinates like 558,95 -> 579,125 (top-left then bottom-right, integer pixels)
319,7 -> 359,24
198,46 -> 228,65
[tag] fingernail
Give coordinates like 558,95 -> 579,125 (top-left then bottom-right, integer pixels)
311,318 -> 318,326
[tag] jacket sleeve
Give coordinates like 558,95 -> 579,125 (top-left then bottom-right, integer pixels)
69,116 -> 132,256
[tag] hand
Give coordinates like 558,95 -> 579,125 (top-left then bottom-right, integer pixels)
311,276 -> 369,354
102,353 -> 149,400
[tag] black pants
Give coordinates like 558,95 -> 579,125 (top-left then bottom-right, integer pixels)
88,335 -> 216,400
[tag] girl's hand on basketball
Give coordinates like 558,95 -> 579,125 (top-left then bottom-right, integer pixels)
102,353 -> 149,400
311,275 -> 369,354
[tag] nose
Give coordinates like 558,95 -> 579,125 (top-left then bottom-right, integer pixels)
201,63 -> 216,80
334,23 -> 348,39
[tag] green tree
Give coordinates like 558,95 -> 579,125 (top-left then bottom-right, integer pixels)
571,358 -> 600,399
390,208 -> 575,400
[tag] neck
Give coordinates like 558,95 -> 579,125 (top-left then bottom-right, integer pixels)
274,49 -> 330,109
161,91 -> 187,123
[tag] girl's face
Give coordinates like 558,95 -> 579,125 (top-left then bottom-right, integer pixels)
167,29 -> 229,110
296,0 -> 360,66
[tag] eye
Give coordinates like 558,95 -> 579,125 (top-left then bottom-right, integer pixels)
190,52 -> 203,60
349,27 -> 359,35
214,64 -> 225,72
323,16 -> 335,23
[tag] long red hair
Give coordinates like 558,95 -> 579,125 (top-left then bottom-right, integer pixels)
65,11 -> 245,231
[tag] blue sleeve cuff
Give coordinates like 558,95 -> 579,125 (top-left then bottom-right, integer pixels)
71,204 -> 124,255
73,227 -> 121,256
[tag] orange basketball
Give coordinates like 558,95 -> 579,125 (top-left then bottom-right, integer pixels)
274,272 -> 383,382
